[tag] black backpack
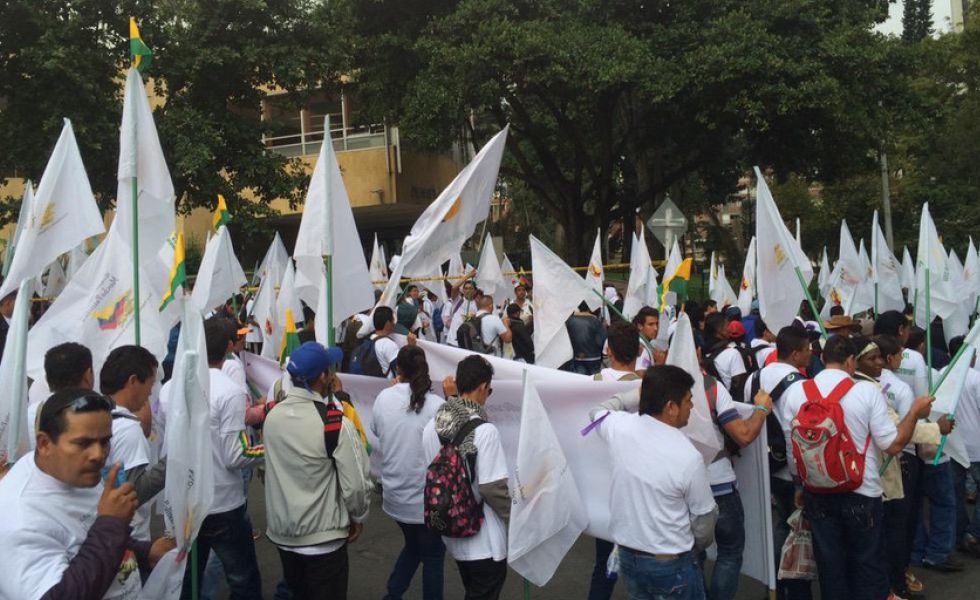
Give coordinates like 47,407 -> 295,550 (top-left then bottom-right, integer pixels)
456,315 -> 495,354
704,340 -> 757,402
349,336 -> 395,377
747,369 -> 805,472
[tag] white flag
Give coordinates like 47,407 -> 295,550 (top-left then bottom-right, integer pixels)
915,203 -> 957,327
964,238 -> 980,319
191,225 -> 247,315
530,235 -> 594,368
623,227 -> 660,319
369,234 -> 389,291
265,260 -> 305,360
41,259 -> 68,298
736,236 -> 757,315
25,230 -> 167,381
0,120 -> 105,298
2,183 -> 34,278
256,233 -> 289,293
871,212 -> 905,314
817,246 -> 832,297
294,120 -> 374,327
160,298 -> 214,587
710,259 -> 738,308
114,68 -> 176,270
66,243 -> 90,281
754,167 -> 813,331
475,233 -> 505,300
0,278 -> 33,466
379,128 -> 508,306
498,253 -> 518,305
666,313 -> 725,464
250,273 -> 277,358
944,250 -> 970,343
901,246 -> 916,291
508,371 -> 588,586
584,230 -> 605,311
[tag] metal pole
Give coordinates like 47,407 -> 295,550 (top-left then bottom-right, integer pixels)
880,149 -> 895,251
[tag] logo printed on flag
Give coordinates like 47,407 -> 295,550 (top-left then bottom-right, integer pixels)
92,292 -> 134,330
442,197 -> 462,222
773,243 -> 787,266
37,204 -> 58,233
589,263 -> 602,278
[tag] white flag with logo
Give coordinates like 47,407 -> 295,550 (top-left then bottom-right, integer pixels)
584,231 -> 605,311
710,260 -> 738,308
25,230 -> 167,381
191,225 -> 247,315
0,278 -> 33,466
294,120 -> 374,327
0,120 -> 105,298
667,313 -> 725,464
114,68 -> 176,271
508,371 -> 588,586
475,233 -> 505,300
379,128 -> 508,307
369,234 -> 389,291
736,236 -> 757,315
915,203 -> 957,326
755,167 -> 812,331
623,227 -> 659,319
871,212 -> 905,314
256,232 -> 289,293
826,221 -> 872,316
499,253 -> 518,304
530,235 -> 594,368
250,273 -> 277,357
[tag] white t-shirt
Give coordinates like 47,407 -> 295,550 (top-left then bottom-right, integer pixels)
221,354 -> 248,396
372,335 -> 400,379
108,406 -> 152,541
637,343 -> 654,371
712,345 -> 747,391
597,368 -> 638,382
476,310 -> 507,356
0,454 -> 142,599
896,349 -> 928,398
26,378 -> 52,451
956,366 -> 980,462
597,412 -> 716,554
422,418 -> 509,561
744,361 -> 805,482
370,384 -> 445,524
706,383 -> 738,488
879,369 -> 918,456
750,339 -> 776,365
207,368 -> 263,514
446,298 -> 479,347
781,369 -> 897,498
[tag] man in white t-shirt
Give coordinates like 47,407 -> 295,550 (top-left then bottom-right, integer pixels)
27,342 -> 96,450
446,274 -> 479,346
475,296 -> 511,356
371,305 -> 401,378
513,283 -> 534,325
742,325 -> 811,600
633,307 -> 665,372
179,317 -> 265,599
590,365 -> 718,599
423,355 -> 511,599
952,335 -> 980,557
780,334 -> 933,599
749,318 -> 777,366
874,310 -> 928,397
0,389 -> 173,599
703,313 -> 748,391
100,345 -> 166,542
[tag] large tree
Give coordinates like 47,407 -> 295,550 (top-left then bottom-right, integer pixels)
349,0 -> 910,263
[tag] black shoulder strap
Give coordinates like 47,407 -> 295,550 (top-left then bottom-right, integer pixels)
771,371 -> 804,402
444,418 -> 486,447
312,399 -> 345,459
111,412 -> 141,422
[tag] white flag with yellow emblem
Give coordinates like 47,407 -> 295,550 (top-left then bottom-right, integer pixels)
0,119 -> 105,298
584,230 -> 604,311
25,230 -> 167,380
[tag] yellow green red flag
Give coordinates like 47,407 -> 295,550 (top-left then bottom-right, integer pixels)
212,194 -> 231,231
279,309 -> 301,364
129,17 -> 152,73
159,231 -> 186,310
659,258 -> 693,307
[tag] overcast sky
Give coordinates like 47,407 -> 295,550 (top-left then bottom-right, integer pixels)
876,0 -> 955,36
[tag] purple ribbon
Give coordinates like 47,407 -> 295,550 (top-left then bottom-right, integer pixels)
581,411 -> 610,437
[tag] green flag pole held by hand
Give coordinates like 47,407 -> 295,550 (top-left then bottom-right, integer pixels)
591,289 -> 656,356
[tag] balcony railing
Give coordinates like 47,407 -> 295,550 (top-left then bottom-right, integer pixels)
263,116 -> 387,157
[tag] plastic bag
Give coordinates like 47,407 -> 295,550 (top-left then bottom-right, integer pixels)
778,509 -> 818,581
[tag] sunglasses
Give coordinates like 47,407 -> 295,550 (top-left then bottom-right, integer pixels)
57,392 -> 114,415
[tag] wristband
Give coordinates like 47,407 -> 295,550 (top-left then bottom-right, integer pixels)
753,404 -> 770,416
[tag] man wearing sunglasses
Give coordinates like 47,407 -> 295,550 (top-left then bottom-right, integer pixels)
0,389 -> 174,599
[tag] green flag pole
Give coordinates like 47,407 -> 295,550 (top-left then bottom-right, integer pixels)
523,577 -> 531,600
130,69 -> 141,346
591,289 -> 656,354
795,266 -> 828,339
323,116 -> 334,347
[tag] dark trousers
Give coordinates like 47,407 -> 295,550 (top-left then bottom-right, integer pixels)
803,491 -> 888,600
770,478 -> 812,600
181,505 -> 262,600
384,522 -> 446,600
456,558 -> 507,600
278,544 -> 348,600
589,538 -> 617,600
902,453 -> 925,568
883,496 -> 910,595
704,490 -> 745,600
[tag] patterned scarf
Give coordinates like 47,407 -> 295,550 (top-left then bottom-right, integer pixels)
434,396 -> 489,458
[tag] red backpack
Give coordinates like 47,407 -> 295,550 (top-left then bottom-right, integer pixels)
424,419 -> 486,537
790,378 -> 871,494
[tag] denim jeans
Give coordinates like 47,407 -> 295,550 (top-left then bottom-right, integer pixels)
383,521 -> 446,600
803,491 -> 888,600
619,549 -> 704,600
911,461 -> 956,565
700,490 -> 743,600
181,504 -> 263,600
589,538 -> 618,600
770,478 -> 812,600
952,461 -> 980,544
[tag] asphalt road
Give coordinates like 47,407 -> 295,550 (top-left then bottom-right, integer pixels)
186,480 -> 980,599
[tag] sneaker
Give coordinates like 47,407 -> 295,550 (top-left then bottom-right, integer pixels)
922,557 -> 964,572
906,571 -> 925,593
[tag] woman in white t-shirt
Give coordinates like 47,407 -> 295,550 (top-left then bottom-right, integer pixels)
370,345 -> 447,599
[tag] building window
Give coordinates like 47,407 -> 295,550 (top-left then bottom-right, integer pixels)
262,90 -> 388,157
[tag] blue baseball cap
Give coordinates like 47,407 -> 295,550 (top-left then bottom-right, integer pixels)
286,342 -> 343,382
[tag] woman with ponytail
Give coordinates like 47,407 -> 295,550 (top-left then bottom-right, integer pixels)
370,345 -> 446,599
